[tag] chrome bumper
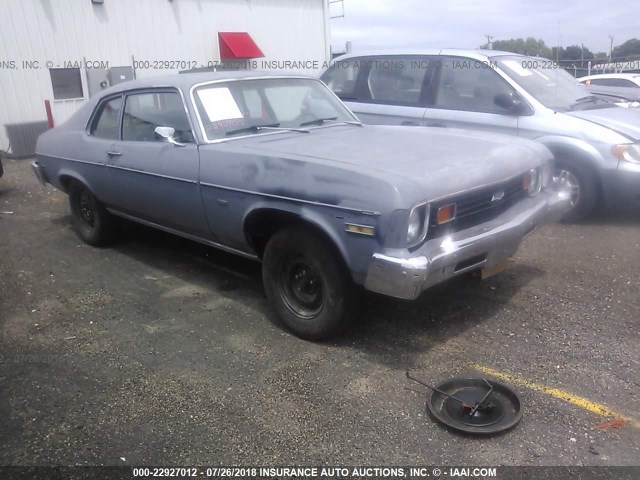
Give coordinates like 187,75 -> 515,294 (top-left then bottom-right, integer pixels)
364,190 -> 570,300
31,161 -> 47,186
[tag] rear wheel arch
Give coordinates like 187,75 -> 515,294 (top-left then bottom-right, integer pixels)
59,173 -> 92,195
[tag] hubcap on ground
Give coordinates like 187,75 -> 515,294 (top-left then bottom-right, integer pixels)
553,169 -> 581,208
280,257 -> 323,319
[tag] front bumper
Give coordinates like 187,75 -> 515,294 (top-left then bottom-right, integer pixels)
31,160 -> 47,186
364,190 -> 570,300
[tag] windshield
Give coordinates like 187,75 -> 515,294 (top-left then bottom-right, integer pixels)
193,78 -> 356,141
495,56 -> 592,112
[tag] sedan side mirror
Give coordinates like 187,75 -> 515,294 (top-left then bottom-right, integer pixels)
155,126 -> 186,147
494,92 -> 526,115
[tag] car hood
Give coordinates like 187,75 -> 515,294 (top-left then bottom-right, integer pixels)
567,106 -> 640,140
238,125 -> 551,200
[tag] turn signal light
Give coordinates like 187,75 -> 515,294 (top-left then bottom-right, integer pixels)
437,204 -> 456,225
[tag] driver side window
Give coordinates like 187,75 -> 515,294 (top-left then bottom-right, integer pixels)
122,91 -> 194,143
434,57 -> 515,114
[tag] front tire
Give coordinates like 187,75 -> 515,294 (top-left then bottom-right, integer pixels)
262,227 -> 360,340
68,182 -> 117,246
554,162 -> 598,222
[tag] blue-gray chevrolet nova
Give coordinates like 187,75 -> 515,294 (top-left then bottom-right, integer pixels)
33,71 -> 569,340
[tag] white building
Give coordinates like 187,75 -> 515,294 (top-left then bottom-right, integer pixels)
0,0 -> 331,156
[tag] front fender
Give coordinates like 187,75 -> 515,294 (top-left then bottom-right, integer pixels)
243,201 -> 382,284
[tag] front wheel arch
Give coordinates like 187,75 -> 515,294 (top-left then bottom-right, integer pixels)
243,207 -> 353,270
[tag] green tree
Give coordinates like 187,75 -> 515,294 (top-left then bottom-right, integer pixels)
551,45 -> 594,68
611,38 -> 640,61
481,37 -> 553,58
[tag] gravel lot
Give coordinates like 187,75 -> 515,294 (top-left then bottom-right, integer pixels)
1,157 -> 638,466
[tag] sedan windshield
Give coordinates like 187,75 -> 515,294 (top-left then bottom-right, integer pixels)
193,78 -> 357,141
495,56 -> 592,112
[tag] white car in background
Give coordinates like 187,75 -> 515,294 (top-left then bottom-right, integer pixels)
577,73 -> 640,88
578,73 -> 640,108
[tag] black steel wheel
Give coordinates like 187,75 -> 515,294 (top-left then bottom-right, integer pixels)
262,227 -> 360,340
68,181 -> 117,246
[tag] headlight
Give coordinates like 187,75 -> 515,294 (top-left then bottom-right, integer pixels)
522,168 -> 542,196
407,203 -> 429,246
612,143 -> 640,164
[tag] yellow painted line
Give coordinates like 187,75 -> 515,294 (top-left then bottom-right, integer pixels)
473,364 -> 640,429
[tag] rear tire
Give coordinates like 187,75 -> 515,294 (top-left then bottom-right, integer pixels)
68,182 -> 117,246
262,227 -> 360,340
554,161 -> 598,222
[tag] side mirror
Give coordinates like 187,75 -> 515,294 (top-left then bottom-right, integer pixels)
494,92 -> 526,115
154,126 -> 186,147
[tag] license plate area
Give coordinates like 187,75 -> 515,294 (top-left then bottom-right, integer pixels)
480,259 -> 512,280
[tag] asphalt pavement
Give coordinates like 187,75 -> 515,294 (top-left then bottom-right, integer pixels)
0,157 -> 638,466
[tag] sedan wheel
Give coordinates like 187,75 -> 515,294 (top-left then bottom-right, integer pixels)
262,227 -> 360,340
69,182 -> 117,246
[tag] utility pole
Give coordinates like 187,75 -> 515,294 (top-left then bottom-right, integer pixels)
484,34 -> 494,49
608,35 -> 614,62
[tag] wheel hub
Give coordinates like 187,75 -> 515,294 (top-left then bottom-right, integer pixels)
79,191 -> 95,226
281,258 -> 324,319
553,169 -> 581,208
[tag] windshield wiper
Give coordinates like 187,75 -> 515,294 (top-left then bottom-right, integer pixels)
299,117 -> 362,127
226,123 -> 309,136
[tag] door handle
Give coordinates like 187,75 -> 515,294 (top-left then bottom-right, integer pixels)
401,121 -> 419,126
106,151 -> 122,157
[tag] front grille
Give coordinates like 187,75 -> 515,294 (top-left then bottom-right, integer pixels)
426,175 -> 526,240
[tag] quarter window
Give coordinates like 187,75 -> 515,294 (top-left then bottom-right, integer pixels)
90,96 -> 123,140
122,92 -> 194,143
434,58 -> 515,113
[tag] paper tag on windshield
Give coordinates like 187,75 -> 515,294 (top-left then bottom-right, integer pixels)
502,60 -> 533,77
198,87 -> 243,122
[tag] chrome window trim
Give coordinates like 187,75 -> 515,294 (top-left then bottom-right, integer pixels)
188,76 -> 360,144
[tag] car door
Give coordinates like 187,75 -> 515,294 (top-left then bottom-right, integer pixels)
104,88 -> 208,237
323,56 -> 433,126
424,56 -> 521,135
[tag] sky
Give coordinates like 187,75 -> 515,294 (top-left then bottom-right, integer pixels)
329,0 -> 637,55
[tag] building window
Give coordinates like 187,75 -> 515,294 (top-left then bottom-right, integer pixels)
49,68 -> 84,100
